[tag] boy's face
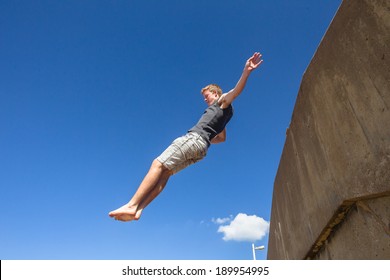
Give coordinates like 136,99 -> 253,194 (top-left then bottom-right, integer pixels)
202,89 -> 219,106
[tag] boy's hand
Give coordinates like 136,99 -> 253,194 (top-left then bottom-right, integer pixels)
244,52 -> 263,73
219,51 -> 263,108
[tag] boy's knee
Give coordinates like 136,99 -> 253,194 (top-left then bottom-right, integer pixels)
152,159 -> 162,168
152,159 -> 170,173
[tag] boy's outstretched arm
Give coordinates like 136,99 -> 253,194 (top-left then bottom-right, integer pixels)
219,52 -> 263,108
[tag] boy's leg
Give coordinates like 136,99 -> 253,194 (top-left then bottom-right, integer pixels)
108,159 -> 171,221
133,170 -> 171,220
131,134 -> 207,220
109,133 -> 207,222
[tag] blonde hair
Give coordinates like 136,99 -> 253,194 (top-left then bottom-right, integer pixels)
201,84 -> 222,97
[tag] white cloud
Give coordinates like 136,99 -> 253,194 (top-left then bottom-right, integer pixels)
215,213 -> 269,242
212,215 -> 233,225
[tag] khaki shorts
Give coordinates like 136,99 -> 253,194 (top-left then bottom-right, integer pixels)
156,132 -> 208,174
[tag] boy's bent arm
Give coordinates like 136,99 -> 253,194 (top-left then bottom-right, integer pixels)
211,129 -> 226,144
219,52 -> 263,108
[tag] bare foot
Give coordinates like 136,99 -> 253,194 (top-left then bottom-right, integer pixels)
134,208 -> 143,220
115,213 -> 136,222
109,204 -> 139,222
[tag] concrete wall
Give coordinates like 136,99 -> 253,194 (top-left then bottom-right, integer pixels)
267,0 -> 390,260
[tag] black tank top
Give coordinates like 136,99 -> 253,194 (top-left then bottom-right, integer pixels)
188,101 -> 233,146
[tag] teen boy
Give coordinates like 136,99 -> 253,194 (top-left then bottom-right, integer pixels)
109,52 -> 263,222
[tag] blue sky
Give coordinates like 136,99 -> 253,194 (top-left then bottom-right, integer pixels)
0,0 -> 341,260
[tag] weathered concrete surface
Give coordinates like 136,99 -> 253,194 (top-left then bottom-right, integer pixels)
315,196 -> 390,259
267,0 -> 390,259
